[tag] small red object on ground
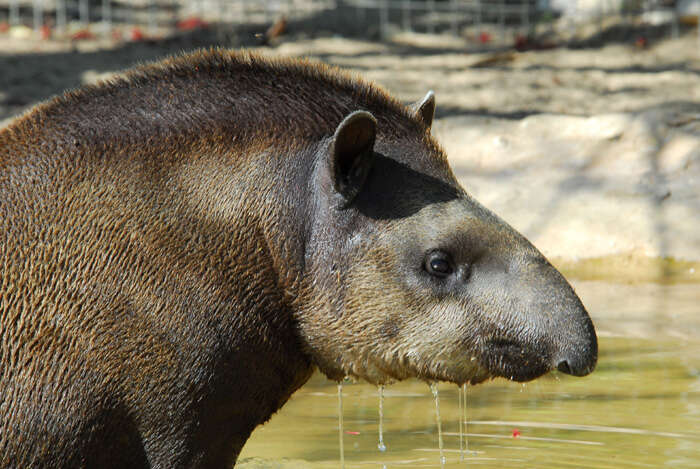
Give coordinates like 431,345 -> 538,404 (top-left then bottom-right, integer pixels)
130,27 -> 144,41
344,431 -> 360,435
177,17 -> 207,31
478,32 -> 492,44
0,22 -> 10,33
514,34 -> 528,51
635,36 -> 648,49
40,24 -> 51,40
512,428 -> 521,438
71,29 -> 94,40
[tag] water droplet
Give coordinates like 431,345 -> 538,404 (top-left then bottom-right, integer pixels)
458,385 -> 463,458
462,383 -> 470,460
430,383 -> 445,468
378,384 -> 387,452
337,383 -> 345,469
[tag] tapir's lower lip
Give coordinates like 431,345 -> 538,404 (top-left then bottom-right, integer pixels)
481,337 -> 552,382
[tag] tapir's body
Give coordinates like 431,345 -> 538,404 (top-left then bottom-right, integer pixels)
0,50 -> 596,467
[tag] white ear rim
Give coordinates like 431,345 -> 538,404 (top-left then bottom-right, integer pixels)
412,90 -> 435,129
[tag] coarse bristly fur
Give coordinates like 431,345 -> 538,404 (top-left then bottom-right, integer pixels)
0,48 -> 597,468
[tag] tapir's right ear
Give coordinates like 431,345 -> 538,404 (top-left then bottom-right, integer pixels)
329,110 -> 377,206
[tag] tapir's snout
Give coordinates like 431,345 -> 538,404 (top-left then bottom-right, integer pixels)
557,352 -> 597,377
544,267 -> 598,379
552,300 -> 598,377
551,330 -> 597,380
476,300 -> 597,383
475,247 -> 598,383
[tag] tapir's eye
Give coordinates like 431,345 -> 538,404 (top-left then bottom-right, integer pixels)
424,251 -> 453,278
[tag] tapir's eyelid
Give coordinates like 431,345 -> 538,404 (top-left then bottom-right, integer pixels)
424,250 -> 454,278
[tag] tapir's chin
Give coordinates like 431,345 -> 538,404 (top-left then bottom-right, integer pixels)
313,354 -> 495,387
478,338 -> 555,382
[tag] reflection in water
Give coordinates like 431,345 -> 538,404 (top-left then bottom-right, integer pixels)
239,337 -> 700,469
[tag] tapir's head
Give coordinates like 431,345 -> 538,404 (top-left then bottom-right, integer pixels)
298,92 -> 597,386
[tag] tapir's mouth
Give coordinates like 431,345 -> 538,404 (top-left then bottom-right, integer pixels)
479,337 -> 553,383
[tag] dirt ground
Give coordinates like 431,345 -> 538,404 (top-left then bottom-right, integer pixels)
1,27 -> 699,284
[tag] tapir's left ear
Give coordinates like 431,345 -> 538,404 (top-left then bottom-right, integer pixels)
330,110 -> 377,205
412,90 -> 435,130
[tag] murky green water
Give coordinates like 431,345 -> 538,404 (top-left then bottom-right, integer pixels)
239,283 -> 700,469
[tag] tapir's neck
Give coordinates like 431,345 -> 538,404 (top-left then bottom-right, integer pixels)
159,138 -> 318,462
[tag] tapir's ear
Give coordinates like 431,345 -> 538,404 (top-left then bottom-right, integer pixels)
412,90 -> 435,129
330,110 -> 377,205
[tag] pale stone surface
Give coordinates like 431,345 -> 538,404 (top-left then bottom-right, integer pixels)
434,110 -> 700,264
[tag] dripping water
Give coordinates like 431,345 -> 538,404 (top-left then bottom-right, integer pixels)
462,383 -> 470,459
430,382 -> 446,468
458,384 -> 464,461
338,383 -> 345,469
378,384 -> 387,452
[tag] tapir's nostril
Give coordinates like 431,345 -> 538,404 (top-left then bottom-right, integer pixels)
556,360 -> 573,375
556,355 -> 596,377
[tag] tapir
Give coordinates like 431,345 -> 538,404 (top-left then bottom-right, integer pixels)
0,49 -> 597,467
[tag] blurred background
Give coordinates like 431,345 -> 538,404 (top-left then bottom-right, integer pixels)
1,1 -> 699,467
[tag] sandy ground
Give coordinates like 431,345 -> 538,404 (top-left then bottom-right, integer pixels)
1,28 -> 699,284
